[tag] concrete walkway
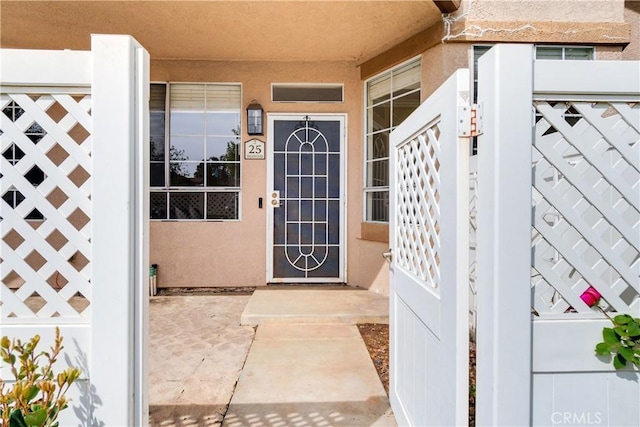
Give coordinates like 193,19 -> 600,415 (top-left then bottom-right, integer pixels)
149,288 -> 394,427
224,324 -> 395,427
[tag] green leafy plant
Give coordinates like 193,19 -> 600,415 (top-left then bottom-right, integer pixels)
0,327 -> 81,426
595,314 -> 640,370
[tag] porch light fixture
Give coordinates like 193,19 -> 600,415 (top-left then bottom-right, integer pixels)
247,101 -> 264,135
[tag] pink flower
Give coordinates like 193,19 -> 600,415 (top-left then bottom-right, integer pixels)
580,286 -> 601,307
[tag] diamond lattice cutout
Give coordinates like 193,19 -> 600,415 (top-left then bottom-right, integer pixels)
45,101 -> 67,123
46,187 -> 68,208
45,229 -> 69,251
46,143 -> 69,166
67,208 -> 90,231
3,229 -> 25,250
68,295 -> 90,314
25,291 -> 47,314
68,165 -> 90,187
24,250 -> 47,272
47,271 -> 68,290
396,122 -> 441,289
2,270 -> 25,289
69,251 -> 89,272
68,123 -> 90,145
531,100 -> 639,315
1,92 -> 92,320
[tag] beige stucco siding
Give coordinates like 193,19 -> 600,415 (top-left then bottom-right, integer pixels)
421,43 -> 471,100
623,1 -> 640,60
462,0 -> 624,22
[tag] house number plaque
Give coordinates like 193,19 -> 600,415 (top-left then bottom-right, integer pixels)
244,138 -> 265,160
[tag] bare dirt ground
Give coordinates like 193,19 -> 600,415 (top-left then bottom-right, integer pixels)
357,323 -> 390,395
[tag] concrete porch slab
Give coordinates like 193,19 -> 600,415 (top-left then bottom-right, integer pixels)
223,324 -> 396,427
240,288 -> 389,326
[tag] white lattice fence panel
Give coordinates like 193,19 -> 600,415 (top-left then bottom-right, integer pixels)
395,122 -> 441,290
1,92 -> 92,321
531,100 -> 639,315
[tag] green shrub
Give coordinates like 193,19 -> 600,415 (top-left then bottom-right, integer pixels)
595,314 -> 640,370
0,327 -> 81,426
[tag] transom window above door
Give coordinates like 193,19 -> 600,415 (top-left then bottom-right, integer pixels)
271,83 -> 344,103
149,83 -> 242,221
364,58 -> 421,223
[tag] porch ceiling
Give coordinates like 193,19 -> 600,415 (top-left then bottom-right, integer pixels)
0,1 -> 443,63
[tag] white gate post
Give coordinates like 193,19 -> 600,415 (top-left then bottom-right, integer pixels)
91,35 -> 149,426
476,44 -> 534,426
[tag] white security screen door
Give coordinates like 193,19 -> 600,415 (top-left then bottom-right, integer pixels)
267,115 -> 345,282
389,70 -> 469,426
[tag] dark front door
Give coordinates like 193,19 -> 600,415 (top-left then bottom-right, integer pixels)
268,115 -> 345,282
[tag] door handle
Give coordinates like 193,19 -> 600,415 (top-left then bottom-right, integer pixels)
270,190 -> 281,207
382,249 -> 393,263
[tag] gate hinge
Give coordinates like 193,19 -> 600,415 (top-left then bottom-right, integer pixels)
458,103 -> 483,138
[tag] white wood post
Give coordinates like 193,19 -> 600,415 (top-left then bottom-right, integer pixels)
476,44 -> 534,426
91,34 -> 149,426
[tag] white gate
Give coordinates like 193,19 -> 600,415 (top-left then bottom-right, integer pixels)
1,35 -> 149,425
388,70 -> 469,426
476,45 -> 640,426
390,44 -> 639,426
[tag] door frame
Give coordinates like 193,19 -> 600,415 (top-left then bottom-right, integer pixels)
266,113 -> 347,283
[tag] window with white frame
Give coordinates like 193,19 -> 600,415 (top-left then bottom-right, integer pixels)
149,83 -> 242,220
364,58 -> 421,223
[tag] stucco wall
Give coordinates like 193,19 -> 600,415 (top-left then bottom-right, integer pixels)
421,43 -> 471,100
623,1 -> 640,60
150,60 -> 380,289
459,0 -> 624,22
438,0 -> 629,46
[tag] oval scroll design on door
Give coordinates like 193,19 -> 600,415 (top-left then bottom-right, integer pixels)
284,123 -> 329,272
